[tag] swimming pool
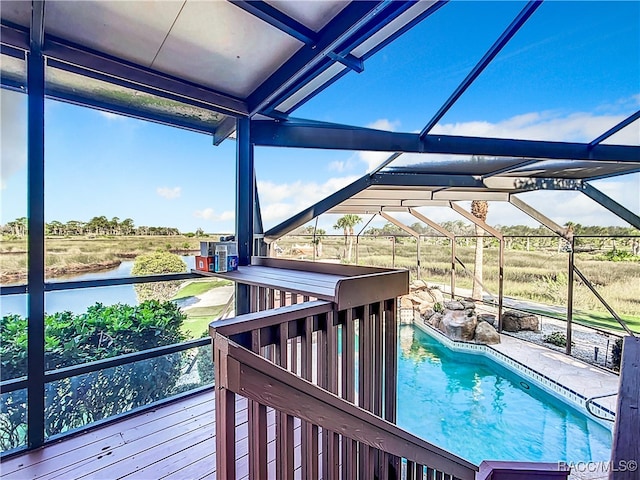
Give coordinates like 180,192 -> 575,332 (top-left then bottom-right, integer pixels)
396,324 -> 612,465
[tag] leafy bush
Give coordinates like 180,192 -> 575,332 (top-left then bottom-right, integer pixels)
0,301 -> 188,451
543,331 -> 573,347
131,251 -> 187,302
598,249 -> 639,262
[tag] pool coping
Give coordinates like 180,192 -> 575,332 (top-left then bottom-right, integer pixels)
409,318 -> 618,428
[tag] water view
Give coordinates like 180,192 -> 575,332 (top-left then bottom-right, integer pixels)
1,256 -> 196,318
396,324 -> 612,465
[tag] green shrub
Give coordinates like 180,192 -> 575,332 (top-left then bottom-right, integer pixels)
543,331 -> 574,348
0,301 -> 188,451
131,251 -> 187,302
598,250 -> 639,262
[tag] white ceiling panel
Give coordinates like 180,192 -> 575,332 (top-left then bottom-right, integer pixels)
1,0 -> 31,27
152,1 -> 303,97
266,0 -> 350,32
44,1 -> 184,68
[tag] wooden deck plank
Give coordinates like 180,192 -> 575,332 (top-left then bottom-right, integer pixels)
0,391 -> 227,480
0,393 -> 213,477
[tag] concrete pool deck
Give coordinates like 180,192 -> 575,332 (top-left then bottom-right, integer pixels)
491,333 -> 619,415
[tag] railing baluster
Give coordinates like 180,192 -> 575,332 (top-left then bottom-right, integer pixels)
326,310 -> 340,479
248,329 -> 267,479
384,298 -> 399,477
258,286 -> 266,311
341,308 -> 356,479
214,343 -> 236,480
407,460 -> 416,480
301,315 -> 318,478
373,301 -> 383,417
276,321 -> 294,479
426,466 -> 435,480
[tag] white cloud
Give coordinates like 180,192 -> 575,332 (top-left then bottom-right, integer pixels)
0,90 -> 27,189
156,186 -> 181,199
194,208 -> 234,222
258,175 -> 360,226
328,160 -> 346,172
431,110 -> 639,145
99,111 -> 124,121
366,118 -> 400,131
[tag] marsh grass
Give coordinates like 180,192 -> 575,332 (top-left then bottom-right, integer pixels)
0,235 -> 215,281
276,234 -> 640,322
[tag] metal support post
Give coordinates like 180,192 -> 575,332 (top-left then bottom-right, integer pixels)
27,0 -> 46,449
236,117 -> 253,314
498,238 -> 505,332
416,236 -> 421,279
566,237 -> 575,355
451,237 -> 456,300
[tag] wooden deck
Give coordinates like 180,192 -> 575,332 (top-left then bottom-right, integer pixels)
1,390 -> 229,480
0,390 -> 304,479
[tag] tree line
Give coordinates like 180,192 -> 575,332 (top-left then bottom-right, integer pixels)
2,216 -> 181,237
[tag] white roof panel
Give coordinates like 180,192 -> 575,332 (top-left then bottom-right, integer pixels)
152,1 -> 303,97
266,0 -> 349,32
45,1 -> 184,68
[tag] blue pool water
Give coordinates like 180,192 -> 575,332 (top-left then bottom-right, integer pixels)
396,324 -> 612,465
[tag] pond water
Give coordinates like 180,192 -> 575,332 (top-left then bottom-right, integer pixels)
1,256 -> 196,318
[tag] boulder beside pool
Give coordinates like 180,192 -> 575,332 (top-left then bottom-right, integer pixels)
474,321 -> 501,344
502,310 -> 540,332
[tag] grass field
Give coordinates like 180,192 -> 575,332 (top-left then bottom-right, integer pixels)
276,234 -> 640,333
3,234 -> 639,333
0,235 -> 219,280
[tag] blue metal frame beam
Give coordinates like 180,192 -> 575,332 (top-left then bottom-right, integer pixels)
449,202 -> 503,239
276,0 -> 448,115
264,175 -> 372,242
508,195 -> 571,239
589,110 -> 640,149
379,211 -> 419,237
250,119 -> 640,162
27,0 -> 46,449
372,172 -> 484,188
579,183 -> 640,229
230,1 -> 365,75
420,0 -> 542,137
230,1 -> 317,45
247,1 -> 415,115
213,117 -> 239,145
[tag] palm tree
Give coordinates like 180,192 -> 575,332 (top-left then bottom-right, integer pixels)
471,200 -> 488,300
333,214 -> 362,262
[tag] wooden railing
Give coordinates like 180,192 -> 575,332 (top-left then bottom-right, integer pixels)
610,336 -> 640,480
210,296 -> 478,480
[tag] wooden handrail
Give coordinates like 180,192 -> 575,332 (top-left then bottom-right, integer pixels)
209,300 -> 333,336
213,333 -> 478,480
610,336 -> 640,480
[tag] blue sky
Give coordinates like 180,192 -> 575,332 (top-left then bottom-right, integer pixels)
1,1 -> 639,235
